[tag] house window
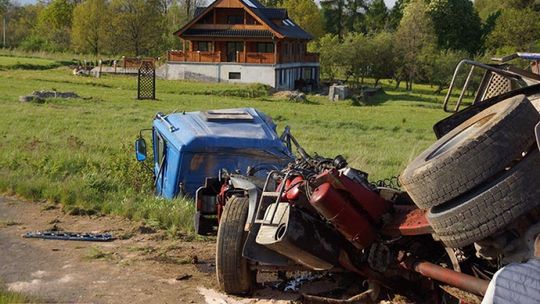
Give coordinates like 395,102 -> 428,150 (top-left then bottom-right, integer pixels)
227,15 -> 243,24
229,72 -> 241,79
284,42 -> 288,56
196,41 -> 210,51
256,42 -> 273,53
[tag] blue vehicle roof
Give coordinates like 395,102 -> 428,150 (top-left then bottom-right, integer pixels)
153,108 -> 291,158
152,108 -> 293,197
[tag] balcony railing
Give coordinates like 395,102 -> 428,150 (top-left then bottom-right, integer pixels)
167,50 -> 319,64
236,52 -> 275,64
167,50 -> 221,63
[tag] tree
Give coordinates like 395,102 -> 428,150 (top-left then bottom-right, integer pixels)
364,0 -> 388,33
395,0 -> 436,90
369,31 -> 395,86
387,0 -> 405,30
475,0 -> 540,19
71,0 -> 110,55
316,34 -> 342,81
486,8 -> 540,51
4,4 -> 41,48
259,0 -> 281,7
320,0 -> 345,38
280,0 -> 325,38
33,0 -> 75,51
341,32 -> 370,84
422,49 -> 465,94
320,0 -> 368,37
343,0 -> 368,33
427,0 -> 483,55
178,0 -> 203,19
110,0 -> 165,56
0,0 -> 10,47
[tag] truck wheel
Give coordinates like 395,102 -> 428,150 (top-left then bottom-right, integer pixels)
216,196 -> 255,295
400,94 -> 539,209
428,149 -> 540,248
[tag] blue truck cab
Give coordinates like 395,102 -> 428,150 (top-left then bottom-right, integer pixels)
135,108 -> 293,199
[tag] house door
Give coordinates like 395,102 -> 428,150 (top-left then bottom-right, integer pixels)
226,42 -> 244,62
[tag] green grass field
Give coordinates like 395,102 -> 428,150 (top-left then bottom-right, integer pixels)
0,54 -> 449,235
0,289 -> 35,304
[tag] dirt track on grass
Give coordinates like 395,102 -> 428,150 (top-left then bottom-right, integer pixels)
1,196 -> 426,304
0,196 -> 309,303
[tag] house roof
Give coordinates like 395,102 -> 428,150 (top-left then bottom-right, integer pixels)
183,29 -> 274,38
176,0 -> 312,40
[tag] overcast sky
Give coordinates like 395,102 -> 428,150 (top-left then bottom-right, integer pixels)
14,0 -> 399,8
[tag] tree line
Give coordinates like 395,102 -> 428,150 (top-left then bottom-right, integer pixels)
0,0 -> 539,89
0,0 -> 203,55
309,0 -> 540,89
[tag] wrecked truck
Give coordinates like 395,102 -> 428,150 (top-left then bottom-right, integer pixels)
134,107 -> 293,198
134,107 -> 294,234
195,54 -> 540,301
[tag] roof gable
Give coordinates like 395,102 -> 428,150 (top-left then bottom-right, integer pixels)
174,0 -> 312,40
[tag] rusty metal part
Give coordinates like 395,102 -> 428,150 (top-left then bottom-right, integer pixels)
310,182 -> 377,249
381,205 -> 433,237
401,258 -> 489,296
286,176 -> 304,201
314,169 -> 392,222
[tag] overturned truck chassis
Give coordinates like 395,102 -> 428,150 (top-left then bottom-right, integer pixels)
198,152 -> 503,301
195,56 -> 540,302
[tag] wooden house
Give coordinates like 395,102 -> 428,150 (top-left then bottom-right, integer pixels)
162,0 -> 320,90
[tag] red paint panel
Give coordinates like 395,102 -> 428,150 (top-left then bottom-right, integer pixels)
309,182 -> 377,249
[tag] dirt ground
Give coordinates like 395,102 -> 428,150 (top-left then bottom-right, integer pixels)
1,196 -> 390,304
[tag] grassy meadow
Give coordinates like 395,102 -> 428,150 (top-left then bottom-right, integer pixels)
0,53 -> 449,235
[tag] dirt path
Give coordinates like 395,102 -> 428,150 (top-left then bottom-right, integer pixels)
0,196 -> 304,304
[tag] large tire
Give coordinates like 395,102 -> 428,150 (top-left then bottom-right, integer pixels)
400,94 -> 539,209
428,149 -> 540,248
216,196 -> 255,295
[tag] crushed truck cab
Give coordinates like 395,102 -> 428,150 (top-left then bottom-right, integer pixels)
136,108 -> 293,199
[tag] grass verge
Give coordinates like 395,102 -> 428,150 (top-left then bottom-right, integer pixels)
0,55 -> 449,237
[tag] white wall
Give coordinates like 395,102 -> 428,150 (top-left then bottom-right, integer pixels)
158,61 -> 320,90
159,62 -> 276,87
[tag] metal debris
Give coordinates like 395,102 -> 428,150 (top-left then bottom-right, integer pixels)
23,231 -> 114,242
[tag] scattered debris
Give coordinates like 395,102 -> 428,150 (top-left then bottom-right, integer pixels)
175,274 -> 192,281
280,273 -> 325,292
73,67 -> 91,76
19,90 -> 80,103
273,90 -> 307,102
23,231 -> 115,242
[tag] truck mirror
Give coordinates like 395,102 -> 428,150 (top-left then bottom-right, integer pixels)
135,137 -> 147,162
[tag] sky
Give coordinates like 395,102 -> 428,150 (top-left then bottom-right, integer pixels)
14,0 -> 399,8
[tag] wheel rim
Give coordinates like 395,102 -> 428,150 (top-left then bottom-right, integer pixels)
426,114 -> 495,161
